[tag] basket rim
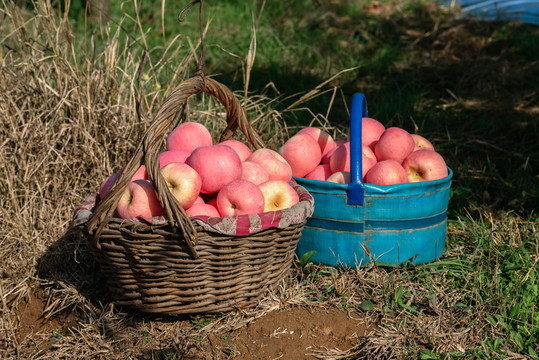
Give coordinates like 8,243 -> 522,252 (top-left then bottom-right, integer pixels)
73,181 -> 314,237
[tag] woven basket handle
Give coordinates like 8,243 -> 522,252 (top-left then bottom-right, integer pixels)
86,75 -> 266,259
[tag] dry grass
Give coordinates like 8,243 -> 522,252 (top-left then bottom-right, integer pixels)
1,1 -> 537,359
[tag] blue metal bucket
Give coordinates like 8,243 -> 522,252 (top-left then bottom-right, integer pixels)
294,93 -> 453,267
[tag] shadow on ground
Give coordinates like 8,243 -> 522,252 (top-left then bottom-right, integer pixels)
36,227 -> 111,311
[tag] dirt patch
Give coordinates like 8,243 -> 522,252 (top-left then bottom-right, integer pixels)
207,307 -> 370,359
11,289 -> 77,352
10,295 -> 372,359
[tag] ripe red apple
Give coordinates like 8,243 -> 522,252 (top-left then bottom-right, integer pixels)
241,160 -> 269,185
247,148 -> 292,182
374,127 -> 415,163
160,162 -> 202,209
362,145 -> 378,179
218,139 -> 252,162
297,127 -> 336,158
258,180 -> 299,212
322,146 -> 338,165
279,133 -> 322,178
365,160 -> 408,185
206,197 -> 218,209
347,117 -> 385,149
402,149 -> 448,182
304,164 -> 332,181
186,203 -> 221,217
328,141 -> 378,178
216,180 -> 265,216
132,165 -> 148,181
116,179 -> 165,219
411,134 -> 435,152
188,145 -> 243,194
326,171 -> 351,185
335,139 -> 348,147
158,150 -> 190,168
329,142 -> 351,173
166,121 -> 213,154
193,195 -> 205,205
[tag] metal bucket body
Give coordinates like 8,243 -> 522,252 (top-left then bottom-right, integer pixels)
294,92 -> 452,267
295,169 -> 452,267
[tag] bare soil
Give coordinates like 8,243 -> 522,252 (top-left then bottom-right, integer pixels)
207,307 -> 369,359
9,289 -> 77,356
12,290 -> 371,359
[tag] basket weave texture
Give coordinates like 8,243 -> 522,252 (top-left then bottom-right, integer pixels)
77,75 -> 314,314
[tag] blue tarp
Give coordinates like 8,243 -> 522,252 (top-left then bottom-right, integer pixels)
446,0 -> 539,26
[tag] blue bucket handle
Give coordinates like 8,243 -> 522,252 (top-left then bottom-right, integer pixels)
347,93 -> 367,205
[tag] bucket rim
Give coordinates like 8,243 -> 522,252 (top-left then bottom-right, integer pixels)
293,166 -> 453,193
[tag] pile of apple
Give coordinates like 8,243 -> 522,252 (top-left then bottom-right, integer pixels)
98,122 -> 301,220
278,118 -> 448,186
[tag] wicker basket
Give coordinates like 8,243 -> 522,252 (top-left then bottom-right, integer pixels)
80,75 -> 313,314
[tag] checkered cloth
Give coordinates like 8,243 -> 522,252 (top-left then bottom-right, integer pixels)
72,182 -> 314,236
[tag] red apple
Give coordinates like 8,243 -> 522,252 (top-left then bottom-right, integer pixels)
297,127 -> 336,158
207,197 -> 218,209
326,171 -> 351,185
329,142 -> 351,173
241,160 -> 269,185
362,145 -> 378,179
247,148 -> 292,182
402,149 -> 448,182
258,180 -> 299,212
335,139 -> 348,147
188,145 -> 243,194
327,142 -> 377,179
116,179 -> 165,219
347,117 -> 385,149
279,133 -> 322,178
218,139 -> 252,162
132,165 -> 148,181
322,146 -> 338,165
411,134 -> 435,152
216,180 -> 265,217
374,127 -> 415,163
158,150 -> 190,168
193,195 -> 205,205
304,164 -> 332,181
365,160 -> 408,185
166,121 -> 213,154
186,203 -> 221,217
160,162 -> 202,209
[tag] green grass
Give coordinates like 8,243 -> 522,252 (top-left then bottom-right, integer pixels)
449,214 -> 538,358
